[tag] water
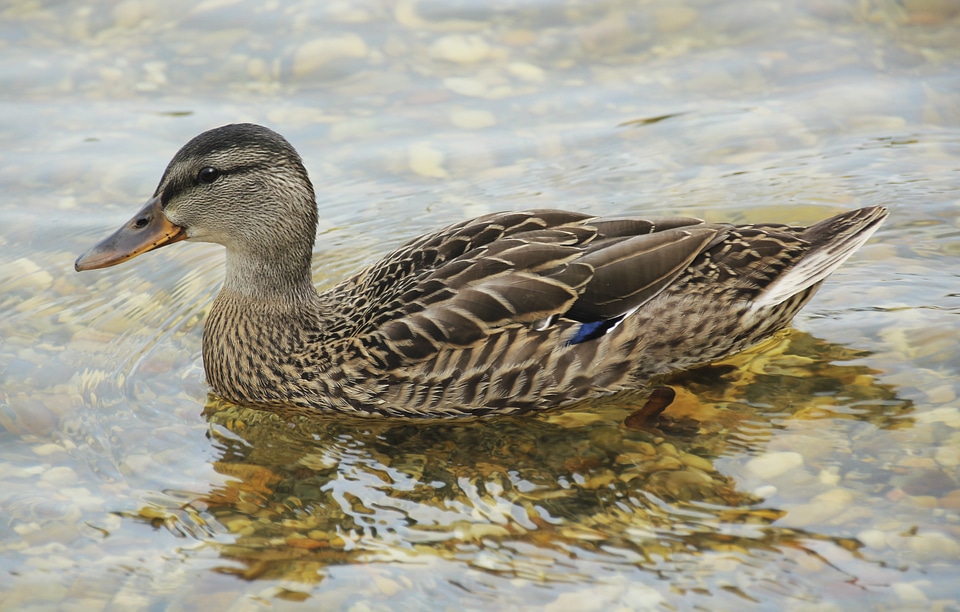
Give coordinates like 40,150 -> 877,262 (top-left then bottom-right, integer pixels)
2,0 -> 959,608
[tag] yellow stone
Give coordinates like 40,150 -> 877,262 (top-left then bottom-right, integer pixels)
679,452 -> 713,472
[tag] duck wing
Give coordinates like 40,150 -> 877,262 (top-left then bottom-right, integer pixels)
328,209 -> 714,364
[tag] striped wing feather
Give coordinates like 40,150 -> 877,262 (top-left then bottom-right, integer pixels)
347,210 -> 712,364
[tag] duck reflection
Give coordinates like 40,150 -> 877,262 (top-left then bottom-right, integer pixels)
131,330 -> 910,596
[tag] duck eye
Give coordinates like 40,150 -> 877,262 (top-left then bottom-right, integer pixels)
197,167 -> 221,184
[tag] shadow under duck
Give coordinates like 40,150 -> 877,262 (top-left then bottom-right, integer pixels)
76,124 -> 887,418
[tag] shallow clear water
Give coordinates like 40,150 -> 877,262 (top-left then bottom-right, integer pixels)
2,0 -> 959,609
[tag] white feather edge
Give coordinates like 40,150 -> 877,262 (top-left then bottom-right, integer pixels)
748,215 -> 885,313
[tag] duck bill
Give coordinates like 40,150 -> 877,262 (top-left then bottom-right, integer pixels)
75,196 -> 186,271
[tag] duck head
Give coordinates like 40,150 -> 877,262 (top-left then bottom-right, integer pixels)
75,124 -> 319,294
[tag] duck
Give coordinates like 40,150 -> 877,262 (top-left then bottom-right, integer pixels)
75,123 -> 888,418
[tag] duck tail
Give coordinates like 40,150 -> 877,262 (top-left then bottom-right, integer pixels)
750,206 -> 888,310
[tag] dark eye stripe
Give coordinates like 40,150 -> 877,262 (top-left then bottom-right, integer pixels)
194,163 -> 260,185
160,163 -> 262,208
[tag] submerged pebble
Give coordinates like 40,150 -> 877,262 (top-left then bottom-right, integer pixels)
745,451 -> 804,480
407,142 -> 448,178
430,34 -> 492,63
293,34 -> 368,78
448,108 -> 497,129
8,258 -> 54,292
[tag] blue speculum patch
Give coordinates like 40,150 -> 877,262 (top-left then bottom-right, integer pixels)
568,315 -> 625,345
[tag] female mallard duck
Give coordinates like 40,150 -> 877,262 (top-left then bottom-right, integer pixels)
76,124 -> 887,418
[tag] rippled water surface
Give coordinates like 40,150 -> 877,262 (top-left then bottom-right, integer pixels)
2,0 -> 960,609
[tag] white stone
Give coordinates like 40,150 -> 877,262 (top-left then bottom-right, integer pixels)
120,453 -> 161,476
26,555 -> 76,571
934,445 -> 960,468
112,0 -> 147,28
781,488 -> 854,528
430,34 -> 491,64
32,444 -> 67,457
916,407 -> 960,428
193,0 -> 242,13
752,484 -> 778,499
293,35 -> 368,77
892,581 -> 930,603
8,258 -> 54,292
745,451 -> 803,480
857,529 -> 888,550
507,62 -> 546,83
60,488 -> 106,512
39,466 -> 79,486
0,462 -> 45,478
907,532 -> 960,560
408,142 -> 447,178
818,468 -> 842,486
443,77 -> 488,97
449,108 -> 497,129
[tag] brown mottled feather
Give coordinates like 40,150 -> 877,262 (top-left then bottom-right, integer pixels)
221,204 -> 885,418
78,124 -> 888,418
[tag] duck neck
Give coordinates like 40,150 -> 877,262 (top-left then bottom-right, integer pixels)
221,247 -> 319,307
203,246 -> 324,405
